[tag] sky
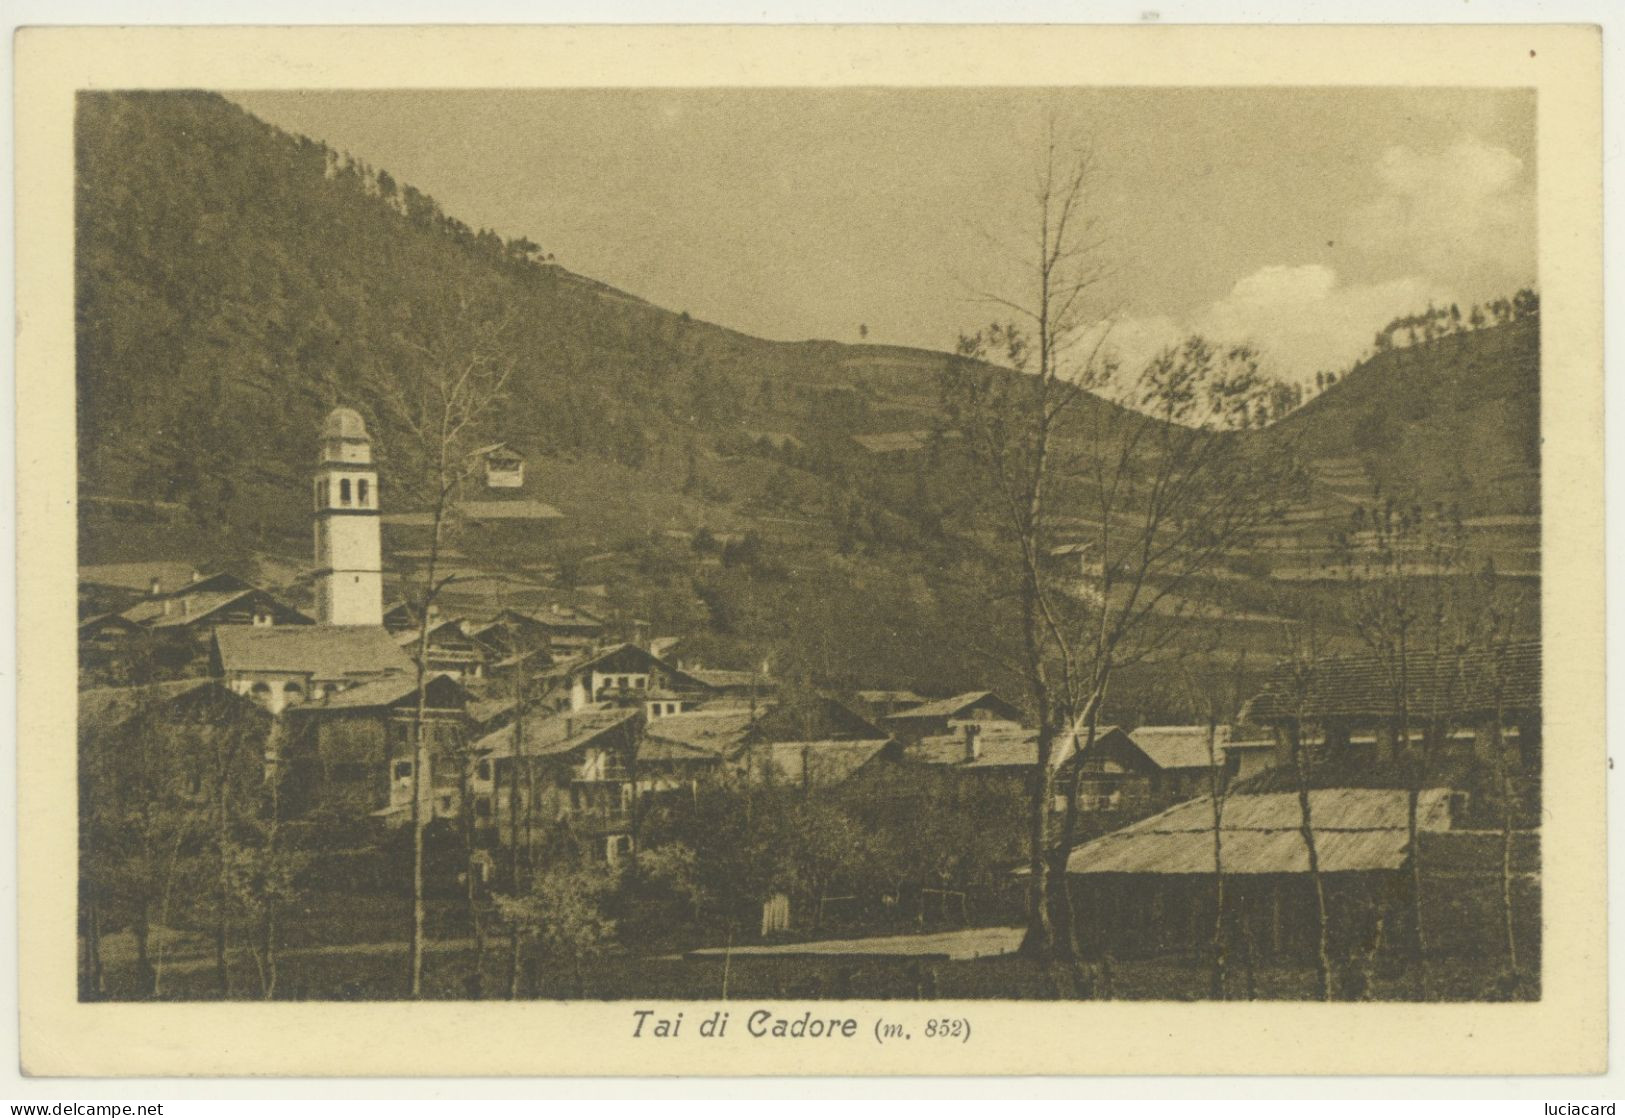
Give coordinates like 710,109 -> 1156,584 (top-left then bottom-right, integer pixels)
228,87 -> 1536,385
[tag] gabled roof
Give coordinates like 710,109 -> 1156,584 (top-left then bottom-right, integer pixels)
856,689 -> 926,706
745,739 -> 894,786
78,561 -> 202,594
467,695 -> 518,727
79,678 -> 263,733
475,707 -> 639,759
393,617 -> 484,647
212,626 -> 414,680
121,587 -> 314,630
1243,640 -> 1541,724
685,667 -> 772,692
637,736 -> 726,765
644,705 -> 765,756
1126,725 -> 1229,772
905,726 -> 1069,770
563,643 -> 713,690
1062,788 -> 1454,876
500,604 -> 607,632
885,690 -> 1023,723
79,611 -> 143,635
298,672 -> 470,713
473,442 -> 525,462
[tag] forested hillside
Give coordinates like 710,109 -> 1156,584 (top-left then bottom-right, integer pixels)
76,91 -> 1008,552
75,90 -> 1541,709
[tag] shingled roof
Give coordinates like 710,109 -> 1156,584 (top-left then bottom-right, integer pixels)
212,626 -> 414,680
474,707 -> 639,759
643,705 -> 765,757
1062,788 -> 1454,876
905,726 -> 1072,770
1126,726 -> 1228,771
298,672 -> 470,712
78,677 -> 239,730
1243,640 -> 1541,724
745,739 -> 894,787
121,587 -> 313,629
885,690 -> 1023,723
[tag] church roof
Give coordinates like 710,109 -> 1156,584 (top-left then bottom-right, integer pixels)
212,626 -> 413,680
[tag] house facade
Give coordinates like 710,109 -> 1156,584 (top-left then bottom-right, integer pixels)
211,625 -> 415,714
281,673 -> 475,822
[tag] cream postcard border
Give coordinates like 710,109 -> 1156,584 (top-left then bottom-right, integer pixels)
15,23 -> 1605,1077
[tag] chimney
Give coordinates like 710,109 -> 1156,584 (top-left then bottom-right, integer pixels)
189,569 -> 202,584
963,723 -> 982,762
161,597 -> 172,617
180,596 -> 190,617
148,577 -> 163,598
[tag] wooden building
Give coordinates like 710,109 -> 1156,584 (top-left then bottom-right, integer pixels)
882,690 -> 1024,742
475,442 -> 526,489
1061,788 -> 1456,961
475,707 -> 644,863
1242,640 -> 1542,772
281,673 -> 475,822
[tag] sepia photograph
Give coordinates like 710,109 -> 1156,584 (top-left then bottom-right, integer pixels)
14,22 -> 1606,1080
70,82 -> 1547,1006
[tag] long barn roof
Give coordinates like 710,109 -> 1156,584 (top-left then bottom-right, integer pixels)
1062,788 -> 1453,876
1243,640 -> 1540,724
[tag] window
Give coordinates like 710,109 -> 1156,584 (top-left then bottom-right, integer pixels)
358,478 -> 370,506
393,760 -> 413,780
476,760 -> 492,781
633,677 -> 646,689
339,478 -> 352,505
475,796 -> 491,818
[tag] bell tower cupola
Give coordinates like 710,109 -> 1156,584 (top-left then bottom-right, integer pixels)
313,407 -> 383,626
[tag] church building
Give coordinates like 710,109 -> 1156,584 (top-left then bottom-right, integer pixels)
313,407 -> 384,627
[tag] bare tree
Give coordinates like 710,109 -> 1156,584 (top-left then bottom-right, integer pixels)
375,291 -> 517,998
1465,563 -> 1535,978
1180,655 -> 1249,999
1340,501 -> 1467,998
941,128 -> 1302,971
1273,619 -> 1335,1001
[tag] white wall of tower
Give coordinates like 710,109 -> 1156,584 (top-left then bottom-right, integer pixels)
313,410 -> 384,627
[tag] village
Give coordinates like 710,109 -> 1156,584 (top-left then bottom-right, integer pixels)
76,405 -> 1543,1002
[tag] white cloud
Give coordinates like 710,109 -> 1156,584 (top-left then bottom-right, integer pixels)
1346,134 -> 1533,283
1086,264 -> 1456,385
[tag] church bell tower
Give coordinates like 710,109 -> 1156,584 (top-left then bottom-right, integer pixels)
313,407 -> 383,626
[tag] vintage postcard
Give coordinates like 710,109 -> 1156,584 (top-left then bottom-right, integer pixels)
15,24 -> 1605,1076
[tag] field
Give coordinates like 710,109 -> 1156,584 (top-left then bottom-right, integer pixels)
87,930 -> 1537,1003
